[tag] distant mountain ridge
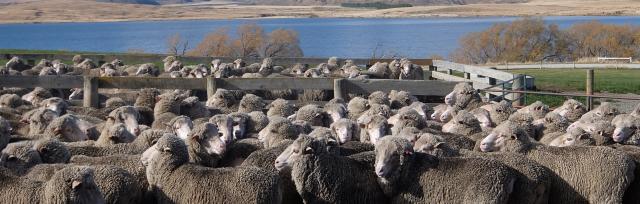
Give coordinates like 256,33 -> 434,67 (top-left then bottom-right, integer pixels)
94,0 -> 208,5
236,0 -> 528,6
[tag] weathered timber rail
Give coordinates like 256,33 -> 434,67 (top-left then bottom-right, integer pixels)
0,76 -> 457,108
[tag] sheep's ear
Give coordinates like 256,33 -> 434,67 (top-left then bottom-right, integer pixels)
162,147 -> 172,153
106,116 -> 115,121
304,146 -> 314,154
510,135 -> 517,140
53,128 -> 62,135
72,180 -> 82,189
434,142 -> 446,149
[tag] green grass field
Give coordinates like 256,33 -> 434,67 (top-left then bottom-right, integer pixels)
507,68 -> 640,106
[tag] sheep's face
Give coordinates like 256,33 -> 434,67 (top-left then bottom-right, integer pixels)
0,94 -> 21,108
171,118 -> 193,140
0,143 -> 42,173
275,136 -> 316,171
549,131 -> 593,147
53,63 -> 68,74
69,88 -> 83,100
41,97 -> 67,115
230,115 -> 247,140
413,134 -> 449,156
141,134 -> 188,169
398,127 -> 421,145
555,100 -> 587,121
28,109 -> 58,135
191,123 -> 226,155
401,63 -> 412,75
51,166 -> 103,204
108,107 -> 140,136
325,104 -> 346,124
210,115 -> 234,144
330,120 -> 355,144
480,124 -> 527,153
612,118 -> 637,143
135,65 -> 150,76
525,101 -> 549,119
439,107 -> 456,123
359,115 -> 388,145
442,111 -> 481,135
105,123 -> 136,144
472,109 -> 493,129
374,137 -> 412,179
291,64 -> 308,76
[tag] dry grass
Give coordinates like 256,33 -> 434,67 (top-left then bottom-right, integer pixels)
0,0 -> 639,23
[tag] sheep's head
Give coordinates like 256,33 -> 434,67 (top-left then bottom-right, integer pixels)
612,114 -> 640,143
438,105 -> 458,123
167,116 -> 193,140
588,102 -> 619,121
548,128 -> 594,147
188,122 -> 226,156
442,110 -> 482,135
26,108 -> 58,135
34,138 -> 71,164
47,115 -> 89,142
389,90 -> 417,109
554,99 -> 587,122
209,114 -> 234,144
471,108 -> 493,129
238,94 -> 265,113
291,63 -> 308,76
348,97 -> 370,114
358,114 -> 389,145
479,121 -> 530,153
45,166 -> 104,204
141,133 -> 188,170
445,83 -> 476,107
99,123 -> 136,145
40,97 -> 68,115
229,112 -> 249,140
275,135 -> 330,171
541,112 -> 569,133
519,101 -> 549,120
489,100 -> 516,124
374,136 -> 413,179
397,126 -> 421,145
413,133 -> 456,157
368,91 -> 390,106
214,63 -> 232,78
261,119 -> 300,148
303,68 -> 323,78
296,104 -> 328,127
267,99 -> 295,117
107,106 -> 140,136
207,89 -> 236,108
330,118 -> 358,144
324,103 -> 347,124
401,60 -> 413,75
0,142 -> 43,174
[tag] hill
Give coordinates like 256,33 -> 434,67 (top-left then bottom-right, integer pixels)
237,0 -> 528,6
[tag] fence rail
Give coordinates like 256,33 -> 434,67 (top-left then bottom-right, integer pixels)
0,76 -> 457,108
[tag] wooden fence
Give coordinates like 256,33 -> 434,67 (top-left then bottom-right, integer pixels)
0,76 -> 457,108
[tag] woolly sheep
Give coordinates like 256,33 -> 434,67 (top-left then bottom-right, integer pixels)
266,98 -> 295,117
550,99 -> 587,122
612,114 -> 640,145
0,117 -> 11,150
347,97 -> 369,120
44,114 -> 89,142
153,93 -> 182,118
40,97 -> 68,115
389,90 -> 417,109
209,114 -> 234,144
134,88 -> 160,109
68,129 -> 165,157
238,94 -> 265,113
186,122 -> 226,167
165,115 -> 193,140
5,56 -> 31,71
274,135 -> 388,203
248,111 -> 269,134
368,91 -> 390,106
180,96 -> 210,120
0,94 -> 24,108
141,134 -> 282,204
374,136 -> 514,203
206,89 -> 238,114
105,106 -> 140,136
358,114 -> 389,145
480,122 -> 635,203
260,118 -> 300,148
323,100 -> 347,124
294,104 -> 329,127
330,118 -> 359,144
398,59 -> 424,80
135,63 -> 160,76
95,123 -> 136,147
441,110 -> 484,138
22,87 -> 52,105
0,165 -> 105,204
444,82 -> 485,111
518,101 -> 549,120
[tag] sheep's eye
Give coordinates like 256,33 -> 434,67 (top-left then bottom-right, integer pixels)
457,120 -> 464,125
566,138 -> 574,141
496,109 -> 502,113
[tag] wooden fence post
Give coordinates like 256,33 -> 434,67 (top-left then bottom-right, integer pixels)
447,69 -> 454,75
586,69 -> 594,110
512,74 -> 524,106
83,76 -> 98,108
464,72 -> 471,80
206,77 -> 217,99
333,79 -> 346,99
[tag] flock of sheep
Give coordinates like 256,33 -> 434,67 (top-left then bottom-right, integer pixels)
0,55 -> 639,203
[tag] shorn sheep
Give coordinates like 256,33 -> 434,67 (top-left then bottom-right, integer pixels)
141,134 -> 282,204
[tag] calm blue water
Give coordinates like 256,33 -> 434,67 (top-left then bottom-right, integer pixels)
1,16 -> 639,58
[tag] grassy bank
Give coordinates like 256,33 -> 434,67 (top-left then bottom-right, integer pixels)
507,68 -> 640,106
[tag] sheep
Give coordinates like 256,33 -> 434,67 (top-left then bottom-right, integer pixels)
365,62 -> 391,79
361,103 -> 392,119
68,129 -> 165,157
237,94 -> 266,113
77,58 -> 97,70
358,114 -> 389,145
0,117 -> 12,149
387,59 -> 402,79
441,110 -> 484,139
5,56 -> 31,71
22,87 -> 52,105
274,135 -> 388,204
290,63 -> 308,76
40,97 -> 68,115
104,106 -> 140,136
479,122 -> 635,203
368,91 -> 390,106
330,118 -> 359,144
140,134 -> 282,204
228,112 -> 250,140
165,115 -> 193,140
43,114 -> 89,142
0,165 -> 105,203
186,122 -> 226,167
550,99 -> 587,122
414,133 -> 552,204
566,102 -> 620,134
444,82 -> 485,111
518,101 -> 549,120
179,96 -> 210,120
248,111 -> 269,134
486,100 -> 516,125
545,127 -> 595,147
217,137 -> 264,167
611,114 -> 640,145
293,104 -> 330,127
260,118 -> 300,148
324,100 -> 347,124
240,139 -> 302,204
209,114 -> 234,144
0,94 -> 25,108
266,98 -> 295,117
95,123 -> 136,147
537,112 -> 570,137
374,136 -> 514,203
389,90 -> 417,109
398,59 -> 424,80
134,88 -> 160,109
292,119 -> 313,134
206,89 -> 239,114
391,108 -> 427,134
153,93 -> 182,119
134,63 -> 160,76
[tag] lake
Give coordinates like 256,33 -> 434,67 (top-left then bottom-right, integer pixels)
1,16 -> 639,58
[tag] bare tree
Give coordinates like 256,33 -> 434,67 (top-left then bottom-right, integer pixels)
167,33 -> 189,56
259,29 -> 303,57
231,23 -> 264,58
